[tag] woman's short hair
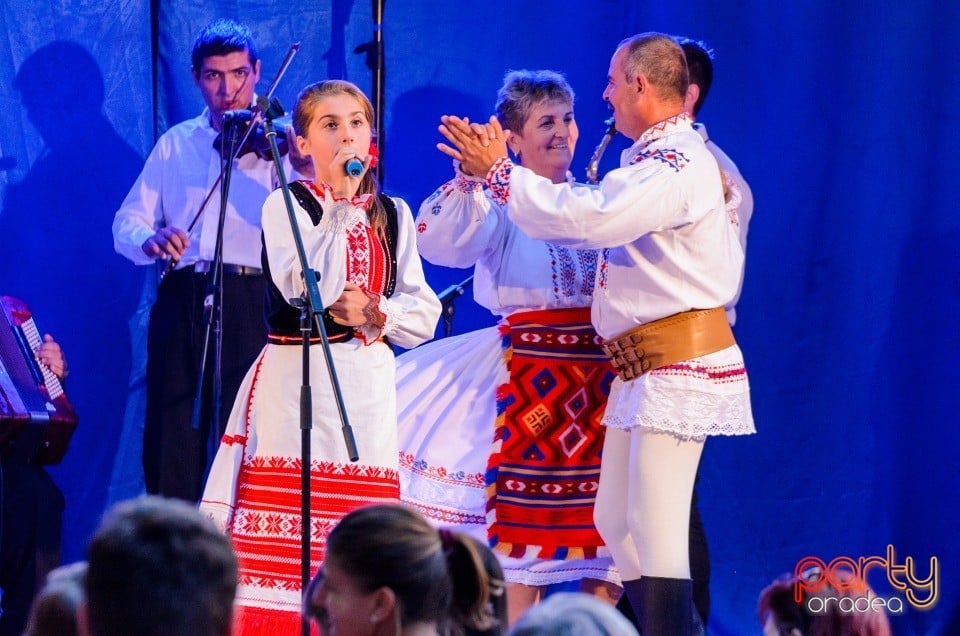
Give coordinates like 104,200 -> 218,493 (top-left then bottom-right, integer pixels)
495,70 -> 575,134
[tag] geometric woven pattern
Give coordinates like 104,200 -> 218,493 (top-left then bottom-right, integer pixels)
229,458 -> 399,635
486,307 -> 615,560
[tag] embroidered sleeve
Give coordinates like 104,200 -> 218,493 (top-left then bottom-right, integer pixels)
505,155 -> 688,250
414,161 -> 507,268
355,291 -> 391,344
453,159 -> 485,193
378,197 -> 442,348
721,169 -> 743,229
485,156 -> 514,205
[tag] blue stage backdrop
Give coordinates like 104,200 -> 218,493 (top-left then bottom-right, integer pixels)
0,1 -> 956,634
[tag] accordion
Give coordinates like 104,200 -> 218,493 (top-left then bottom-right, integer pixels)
0,296 -> 78,464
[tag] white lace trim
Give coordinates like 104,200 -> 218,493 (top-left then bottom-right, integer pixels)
316,200 -> 366,234
603,379 -> 755,440
374,294 -> 402,340
602,346 -> 755,439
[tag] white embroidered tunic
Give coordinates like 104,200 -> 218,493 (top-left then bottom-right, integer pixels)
499,114 -> 755,438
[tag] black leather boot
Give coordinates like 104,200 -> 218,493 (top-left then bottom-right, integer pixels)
691,600 -> 706,636
619,578 -> 642,628
622,576 -> 694,636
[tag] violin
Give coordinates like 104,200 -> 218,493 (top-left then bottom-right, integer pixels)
213,119 -> 289,161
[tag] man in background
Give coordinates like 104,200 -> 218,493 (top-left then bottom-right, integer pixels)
112,19 -> 310,501
680,36 -> 755,629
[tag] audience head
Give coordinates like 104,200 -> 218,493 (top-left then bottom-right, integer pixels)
508,592 -> 638,636
304,503 -> 497,636
494,69 -> 577,182
82,495 -> 238,636
462,535 -> 507,636
676,37 -> 715,118
604,32 -> 688,140
23,561 -> 87,636
757,568 -> 892,636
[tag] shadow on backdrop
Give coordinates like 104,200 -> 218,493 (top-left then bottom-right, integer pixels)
0,41 -> 144,562
387,86 -> 494,339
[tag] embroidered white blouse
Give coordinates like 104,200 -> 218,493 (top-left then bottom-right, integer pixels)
416,167 -> 598,315
261,184 -> 441,348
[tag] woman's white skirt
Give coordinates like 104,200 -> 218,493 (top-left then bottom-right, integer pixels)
397,326 -> 620,586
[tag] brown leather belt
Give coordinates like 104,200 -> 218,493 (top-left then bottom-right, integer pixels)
601,307 -> 734,381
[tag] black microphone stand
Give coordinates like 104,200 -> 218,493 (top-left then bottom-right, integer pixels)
188,44 -> 303,480
258,95 -> 359,636
437,274 -> 474,338
355,0 -> 385,184
193,111 -> 250,482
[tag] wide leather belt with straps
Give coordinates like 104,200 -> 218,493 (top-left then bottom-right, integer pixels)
601,307 -> 735,381
192,261 -> 263,276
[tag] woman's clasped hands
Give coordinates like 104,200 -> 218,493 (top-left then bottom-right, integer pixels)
436,115 -> 511,178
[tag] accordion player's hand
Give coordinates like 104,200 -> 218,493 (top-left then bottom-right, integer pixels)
38,334 -> 67,380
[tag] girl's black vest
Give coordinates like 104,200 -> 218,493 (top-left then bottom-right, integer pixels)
261,181 -> 399,343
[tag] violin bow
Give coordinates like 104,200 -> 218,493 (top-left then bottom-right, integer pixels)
162,42 -> 302,277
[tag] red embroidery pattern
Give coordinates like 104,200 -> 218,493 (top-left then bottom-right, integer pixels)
302,180 -> 388,296
637,112 -> 693,144
345,223 -> 383,292
343,219 -> 388,343
456,175 -> 483,193
653,361 -> 748,384
230,459 -> 399,595
597,249 -> 610,290
306,180 -> 373,209
485,156 -> 513,205
629,148 -> 690,173
399,450 -> 485,487
222,352 -> 265,449
403,499 -> 486,526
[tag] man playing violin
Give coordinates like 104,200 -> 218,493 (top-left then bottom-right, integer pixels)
112,18 -> 311,502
